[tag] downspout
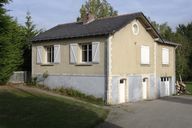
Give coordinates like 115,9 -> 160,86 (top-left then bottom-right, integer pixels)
174,45 -> 179,93
106,35 -> 113,104
154,42 -> 157,98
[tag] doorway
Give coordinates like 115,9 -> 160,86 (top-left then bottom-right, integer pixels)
119,79 -> 126,103
142,78 -> 148,100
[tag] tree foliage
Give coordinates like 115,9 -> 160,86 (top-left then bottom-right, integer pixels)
0,0 -> 11,33
22,11 -> 42,71
0,1 -> 41,84
0,0 -> 25,84
176,22 -> 192,80
77,0 -> 118,21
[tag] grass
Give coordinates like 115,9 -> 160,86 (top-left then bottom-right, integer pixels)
0,86 -> 108,128
186,82 -> 192,95
28,84 -> 105,106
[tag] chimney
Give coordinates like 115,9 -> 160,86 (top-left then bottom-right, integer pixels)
83,13 -> 95,24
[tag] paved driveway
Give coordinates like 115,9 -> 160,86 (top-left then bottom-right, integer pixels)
98,96 -> 192,128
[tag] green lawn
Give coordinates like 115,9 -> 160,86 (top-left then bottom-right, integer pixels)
0,86 -> 108,128
186,82 -> 192,95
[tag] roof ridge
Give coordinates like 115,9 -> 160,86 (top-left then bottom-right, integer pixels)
56,12 -> 143,27
57,21 -> 82,27
95,12 -> 143,21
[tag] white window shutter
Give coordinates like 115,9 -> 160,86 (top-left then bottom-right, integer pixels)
141,45 -> 150,64
92,42 -> 100,63
37,46 -> 43,64
162,48 -> 169,64
70,43 -> 78,64
54,45 -> 61,63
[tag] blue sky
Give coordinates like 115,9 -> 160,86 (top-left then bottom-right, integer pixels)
6,0 -> 192,31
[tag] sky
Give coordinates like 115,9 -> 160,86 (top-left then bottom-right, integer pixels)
5,0 -> 192,31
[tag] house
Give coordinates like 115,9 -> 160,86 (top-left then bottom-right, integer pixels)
32,12 -> 179,104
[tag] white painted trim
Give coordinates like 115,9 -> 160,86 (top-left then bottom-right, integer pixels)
132,21 -> 140,35
154,42 -> 157,98
33,73 -> 105,77
111,73 -> 154,77
106,35 -> 113,104
141,45 -> 150,64
162,48 -> 169,65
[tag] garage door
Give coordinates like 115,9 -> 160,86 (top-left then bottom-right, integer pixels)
119,79 -> 126,103
161,77 -> 171,96
165,77 -> 170,96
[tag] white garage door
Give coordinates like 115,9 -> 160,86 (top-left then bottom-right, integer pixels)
119,79 -> 126,103
161,77 -> 171,96
165,77 -> 170,96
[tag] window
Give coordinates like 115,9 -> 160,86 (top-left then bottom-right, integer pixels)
132,22 -> 139,35
161,77 -> 170,82
45,45 -> 54,63
81,44 -> 92,63
141,45 -> 150,64
120,79 -> 124,84
162,48 -> 169,65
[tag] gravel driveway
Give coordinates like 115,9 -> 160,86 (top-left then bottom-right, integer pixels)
98,96 -> 192,128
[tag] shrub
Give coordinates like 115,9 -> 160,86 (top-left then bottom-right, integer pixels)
32,85 -> 104,105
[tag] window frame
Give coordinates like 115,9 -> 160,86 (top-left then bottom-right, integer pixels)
45,45 -> 54,64
80,43 -> 92,63
162,48 -> 169,65
141,45 -> 150,65
132,21 -> 139,35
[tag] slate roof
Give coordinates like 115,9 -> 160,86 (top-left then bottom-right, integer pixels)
32,12 -> 179,46
32,12 -> 143,42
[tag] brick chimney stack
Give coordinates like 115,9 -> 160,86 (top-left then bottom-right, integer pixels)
83,13 -> 95,24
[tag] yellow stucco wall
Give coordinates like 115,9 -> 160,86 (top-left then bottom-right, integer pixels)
32,37 -> 107,76
32,19 -> 175,77
111,19 -> 175,76
156,44 -> 175,76
111,19 -> 155,75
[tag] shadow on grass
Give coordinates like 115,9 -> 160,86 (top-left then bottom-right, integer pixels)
96,121 -> 122,128
0,90 -> 108,128
160,96 -> 192,105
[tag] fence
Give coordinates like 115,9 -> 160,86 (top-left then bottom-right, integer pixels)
9,71 -> 31,84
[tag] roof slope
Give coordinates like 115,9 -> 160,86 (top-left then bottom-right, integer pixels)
32,12 -> 142,42
32,12 -> 179,46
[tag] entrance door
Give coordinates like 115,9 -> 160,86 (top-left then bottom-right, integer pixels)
142,78 -> 148,99
119,79 -> 125,103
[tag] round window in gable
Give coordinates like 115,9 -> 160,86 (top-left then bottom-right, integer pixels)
132,22 -> 139,35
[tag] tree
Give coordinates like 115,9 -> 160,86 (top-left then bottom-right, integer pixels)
176,22 -> 192,80
0,0 -> 25,84
150,20 -> 174,40
0,20 -> 25,84
173,33 -> 189,80
22,11 -> 42,71
0,0 -> 11,33
77,0 -> 118,21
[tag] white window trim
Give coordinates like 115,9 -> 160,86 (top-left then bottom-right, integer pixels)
162,48 -> 169,65
44,45 -> 54,64
81,43 -> 92,63
132,21 -> 139,35
141,45 -> 150,65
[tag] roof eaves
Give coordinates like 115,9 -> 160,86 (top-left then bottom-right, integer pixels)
156,39 -> 181,46
32,32 -> 109,43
